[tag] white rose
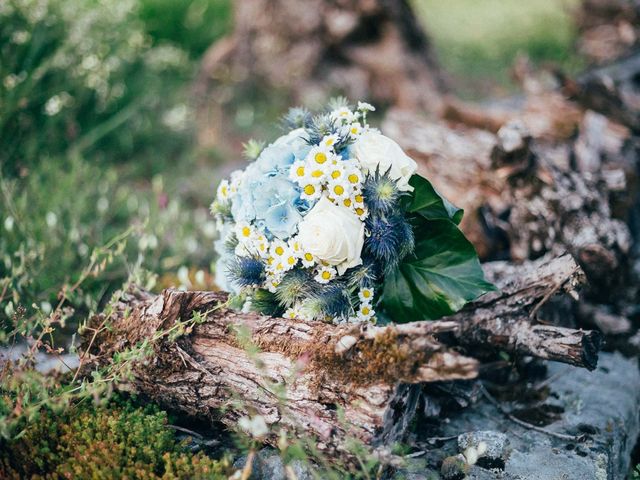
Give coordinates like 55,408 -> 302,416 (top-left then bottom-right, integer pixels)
297,197 -> 364,275
352,130 -> 417,191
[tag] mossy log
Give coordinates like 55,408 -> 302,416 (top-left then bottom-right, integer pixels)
81,254 -> 600,455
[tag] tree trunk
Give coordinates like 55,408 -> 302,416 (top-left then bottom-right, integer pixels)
81,254 -> 600,456
193,0 -> 445,148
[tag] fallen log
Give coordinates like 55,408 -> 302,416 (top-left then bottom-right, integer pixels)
81,254 -> 600,455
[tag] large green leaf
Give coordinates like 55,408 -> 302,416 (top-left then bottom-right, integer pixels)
381,217 -> 495,321
406,175 -> 463,225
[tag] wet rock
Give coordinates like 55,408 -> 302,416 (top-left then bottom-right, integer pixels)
458,431 -> 508,470
232,448 -> 313,480
416,352 -> 640,479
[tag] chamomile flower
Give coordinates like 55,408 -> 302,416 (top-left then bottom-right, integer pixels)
283,307 -> 299,319
307,145 -> 333,168
300,181 -> 322,201
321,134 -> 339,149
289,160 -> 308,183
357,303 -> 375,321
269,239 -> 288,260
255,234 -> 270,258
358,287 -> 374,304
327,162 -> 346,182
357,101 -> 376,112
266,273 -> 282,293
347,122 -> 362,138
235,221 -> 254,242
327,180 -> 351,202
282,248 -> 299,271
344,166 -> 363,188
331,107 -> 357,124
314,265 -> 337,284
300,251 -> 315,268
216,179 -> 231,202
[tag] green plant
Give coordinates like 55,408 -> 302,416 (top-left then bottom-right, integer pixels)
139,0 -> 232,58
0,0 -> 194,176
0,156 -> 217,332
0,396 -> 231,479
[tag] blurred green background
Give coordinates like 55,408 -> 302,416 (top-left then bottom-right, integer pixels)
0,0 -> 582,334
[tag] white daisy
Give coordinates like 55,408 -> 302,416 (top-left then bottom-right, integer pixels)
314,265 -> 337,284
358,287 -> 374,304
357,303 -> 375,322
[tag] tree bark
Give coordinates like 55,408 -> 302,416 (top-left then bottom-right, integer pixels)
193,0 -> 445,148
81,254 -> 600,455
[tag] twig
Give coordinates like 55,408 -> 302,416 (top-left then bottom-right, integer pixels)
480,383 -> 586,442
166,424 -> 205,439
529,266 -> 579,320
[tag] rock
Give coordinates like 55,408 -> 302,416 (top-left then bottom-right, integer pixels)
417,352 -> 640,479
232,449 -> 314,480
458,431 -> 508,469
391,458 -> 440,480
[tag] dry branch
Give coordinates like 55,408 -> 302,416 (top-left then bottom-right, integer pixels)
82,254 -> 600,454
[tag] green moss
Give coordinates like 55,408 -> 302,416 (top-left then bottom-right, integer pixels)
0,397 -> 231,479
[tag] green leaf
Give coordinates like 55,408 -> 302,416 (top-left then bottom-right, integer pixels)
406,175 -> 463,225
381,218 -> 495,321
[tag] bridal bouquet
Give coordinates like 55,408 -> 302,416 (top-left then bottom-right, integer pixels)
211,100 -> 493,324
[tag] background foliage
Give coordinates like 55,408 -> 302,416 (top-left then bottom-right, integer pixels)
0,0 -> 584,476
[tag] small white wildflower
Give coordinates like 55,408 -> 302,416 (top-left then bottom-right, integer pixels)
177,266 -> 191,289
321,134 -> 339,148
330,106 -> 357,124
300,251 -> 315,268
357,101 -> 376,112
40,301 -> 52,315
45,211 -> 57,228
44,95 -> 63,116
238,415 -> 269,439
216,179 -> 231,202
314,265 -> 337,284
357,303 -> 375,322
97,196 -> 109,213
4,216 -> 14,232
358,287 -> 374,304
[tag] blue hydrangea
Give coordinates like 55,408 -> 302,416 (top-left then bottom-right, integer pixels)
231,167 -> 304,240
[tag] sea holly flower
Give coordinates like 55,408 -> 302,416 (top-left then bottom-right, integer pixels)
212,99 -> 494,323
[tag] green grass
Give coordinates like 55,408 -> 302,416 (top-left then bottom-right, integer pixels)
413,0 -> 583,98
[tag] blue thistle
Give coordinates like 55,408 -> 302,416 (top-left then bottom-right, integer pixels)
281,107 -> 311,130
223,233 -> 239,254
365,213 -> 415,275
362,168 -> 403,215
275,268 -> 313,308
251,288 -> 284,317
314,282 -> 352,319
346,258 -> 379,289
227,256 -> 265,288
306,114 -> 337,145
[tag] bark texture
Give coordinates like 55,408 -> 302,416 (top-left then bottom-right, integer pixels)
82,254 -> 600,454
194,0 -> 445,147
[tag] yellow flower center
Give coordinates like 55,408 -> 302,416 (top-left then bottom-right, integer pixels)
304,185 -> 316,195
343,199 -> 352,207
363,290 -> 371,298
287,256 -> 296,265
242,226 -> 251,237
333,185 -> 344,196
348,174 -> 359,184
331,170 -> 341,179
355,207 -> 364,216
275,246 -> 284,256
314,152 -> 327,164
361,306 -> 370,315
296,166 -> 305,177
321,271 -> 331,280
355,194 -> 363,203
311,170 -> 323,178
304,253 -> 313,261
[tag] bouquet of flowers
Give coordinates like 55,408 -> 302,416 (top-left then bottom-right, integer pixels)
211,99 -> 493,324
